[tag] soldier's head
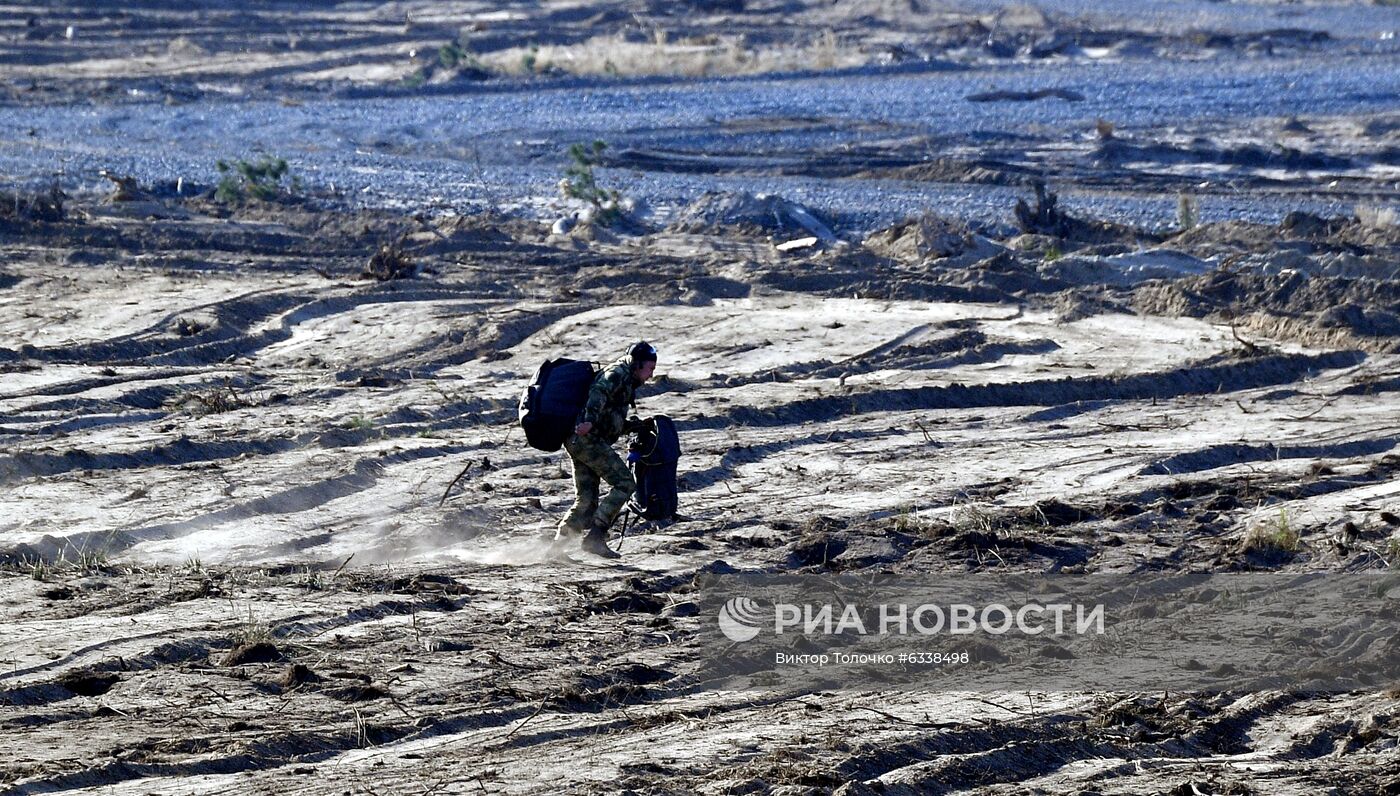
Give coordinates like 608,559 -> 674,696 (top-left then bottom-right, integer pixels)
628,340 -> 657,384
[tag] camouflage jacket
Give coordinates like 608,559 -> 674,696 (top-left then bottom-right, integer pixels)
578,357 -> 639,444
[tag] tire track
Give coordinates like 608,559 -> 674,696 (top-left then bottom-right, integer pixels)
693,350 -> 1365,429
2,443 -> 477,559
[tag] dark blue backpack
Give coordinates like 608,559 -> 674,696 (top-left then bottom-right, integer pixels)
629,415 -> 680,520
519,359 -> 595,452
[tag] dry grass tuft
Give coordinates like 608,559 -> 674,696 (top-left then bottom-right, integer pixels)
480,31 -> 867,78
363,240 -> 417,280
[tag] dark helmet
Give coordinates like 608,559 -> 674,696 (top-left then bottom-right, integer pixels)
628,340 -> 658,367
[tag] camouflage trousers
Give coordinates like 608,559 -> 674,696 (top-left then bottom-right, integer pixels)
559,434 -> 636,536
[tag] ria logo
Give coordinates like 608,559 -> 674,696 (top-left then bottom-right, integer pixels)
717,596 -> 765,642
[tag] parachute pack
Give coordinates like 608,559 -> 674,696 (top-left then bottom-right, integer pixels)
629,414 -> 681,521
518,358 -> 596,452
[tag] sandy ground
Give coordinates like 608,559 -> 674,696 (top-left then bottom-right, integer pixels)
3,2 -> 1400,795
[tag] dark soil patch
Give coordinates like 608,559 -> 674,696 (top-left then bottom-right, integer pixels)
787,533 -> 848,568
277,664 -> 322,689
221,642 -> 284,667
56,668 -> 119,697
1014,499 -> 1097,526
323,683 -> 391,702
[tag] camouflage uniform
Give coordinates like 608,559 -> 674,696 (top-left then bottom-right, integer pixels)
558,357 -> 639,536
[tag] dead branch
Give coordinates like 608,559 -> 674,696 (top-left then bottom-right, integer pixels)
914,420 -> 933,443
331,553 -> 355,579
969,696 -> 1031,715
438,462 -> 474,507
853,706 -> 957,728
1283,399 -> 1338,422
1228,312 -> 1259,354
503,701 -> 547,740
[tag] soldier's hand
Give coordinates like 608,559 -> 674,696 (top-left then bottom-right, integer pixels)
574,421 -> 592,436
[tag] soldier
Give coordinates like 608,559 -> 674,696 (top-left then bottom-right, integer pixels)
557,341 -> 658,559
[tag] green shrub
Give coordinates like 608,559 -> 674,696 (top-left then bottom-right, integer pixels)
215,155 -> 298,204
439,42 -> 466,69
560,140 -> 623,226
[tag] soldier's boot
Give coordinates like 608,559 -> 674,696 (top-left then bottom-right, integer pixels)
544,519 -> 585,557
580,524 -> 621,560
554,520 -> 586,541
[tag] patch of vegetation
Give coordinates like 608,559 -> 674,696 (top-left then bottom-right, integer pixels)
362,239 -> 416,280
440,41 -> 467,69
891,504 -> 938,535
344,415 -> 374,431
174,316 -> 208,336
231,605 -> 274,646
400,39 -> 490,88
18,546 -> 112,580
1177,193 -> 1200,232
560,140 -> 624,226
951,501 -> 999,535
298,566 -> 324,591
68,547 -> 109,573
811,28 -> 838,70
0,185 -> 65,222
439,40 -> 485,73
1014,181 -> 1071,237
167,380 -> 256,416
1243,508 -> 1301,553
215,155 -> 300,204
